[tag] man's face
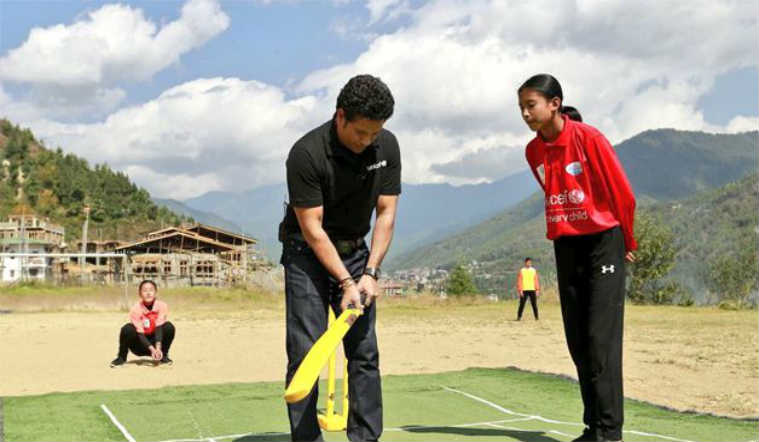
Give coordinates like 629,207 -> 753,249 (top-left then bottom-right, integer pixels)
335,108 -> 385,153
525,260 -> 532,268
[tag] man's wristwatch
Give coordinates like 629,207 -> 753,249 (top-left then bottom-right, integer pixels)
363,267 -> 381,280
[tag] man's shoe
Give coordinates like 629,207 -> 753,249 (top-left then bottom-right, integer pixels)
110,357 -> 126,368
571,427 -> 599,442
160,356 -> 173,365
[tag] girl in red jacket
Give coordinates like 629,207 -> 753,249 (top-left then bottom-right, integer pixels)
518,74 -> 637,442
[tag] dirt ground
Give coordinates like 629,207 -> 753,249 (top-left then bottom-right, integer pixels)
0,296 -> 756,418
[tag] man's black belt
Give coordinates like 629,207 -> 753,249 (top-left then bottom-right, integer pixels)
333,238 -> 364,256
286,232 -> 364,256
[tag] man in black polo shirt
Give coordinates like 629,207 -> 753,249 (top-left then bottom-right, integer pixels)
279,74 -> 400,442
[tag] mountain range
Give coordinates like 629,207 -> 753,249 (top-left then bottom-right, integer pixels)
387,129 -> 757,301
167,129 -> 757,270
167,170 -> 539,261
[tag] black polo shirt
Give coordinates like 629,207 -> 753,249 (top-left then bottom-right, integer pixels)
281,119 -> 401,240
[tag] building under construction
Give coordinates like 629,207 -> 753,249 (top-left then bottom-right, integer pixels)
0,205 -> 66,282
115,223 -> 259,288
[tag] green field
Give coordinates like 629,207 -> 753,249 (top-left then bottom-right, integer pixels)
4,368 -> 757,442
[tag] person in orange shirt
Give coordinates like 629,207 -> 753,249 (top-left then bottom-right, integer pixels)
110,280 -> 175,367
516,257 -> 540,320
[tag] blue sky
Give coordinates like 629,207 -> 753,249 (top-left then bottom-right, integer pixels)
0,1 -> 374,110
0,0 -> 756,199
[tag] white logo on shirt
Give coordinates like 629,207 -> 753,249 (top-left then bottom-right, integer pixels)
547,210 -> 588,223
568,189 -> 585,204
565,161 -> 583,176
601,265 -> 615,274
547,189 -> 585,206
366,160 -> 387,171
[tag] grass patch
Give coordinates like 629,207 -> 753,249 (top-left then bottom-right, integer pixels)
5,368 -> 757,442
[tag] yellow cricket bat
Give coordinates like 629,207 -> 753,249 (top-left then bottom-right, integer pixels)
284,305 -> 363,404
318,307 -> 349,431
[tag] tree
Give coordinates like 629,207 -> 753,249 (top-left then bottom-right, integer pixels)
705,234 -> 758,308
627,211 -> 681,304
446,264 -> 479,296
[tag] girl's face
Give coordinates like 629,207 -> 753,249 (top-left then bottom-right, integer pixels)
518,89 -> 561,132
139,283 -> 157,304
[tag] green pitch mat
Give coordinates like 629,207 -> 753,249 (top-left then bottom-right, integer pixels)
4,368 -> 757,442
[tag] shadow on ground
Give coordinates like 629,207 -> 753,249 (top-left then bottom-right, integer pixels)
400,424 -> 563,442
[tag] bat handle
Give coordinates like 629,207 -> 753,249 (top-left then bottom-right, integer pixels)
347,292 -> 368,309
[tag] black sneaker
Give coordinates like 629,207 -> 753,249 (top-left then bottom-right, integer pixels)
160,356 -> 173,365
572,427 -> 599,442
110,357 -> 126,368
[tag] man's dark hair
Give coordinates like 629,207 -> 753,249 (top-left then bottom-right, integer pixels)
524,257 -> 532,263
336,74 -> 394,122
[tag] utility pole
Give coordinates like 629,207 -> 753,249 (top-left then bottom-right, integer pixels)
20,206 -> 26,282
81,206 -> 90,283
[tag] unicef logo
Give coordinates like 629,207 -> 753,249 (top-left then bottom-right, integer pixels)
565,161 -> 583,176
568,189 -> 585,204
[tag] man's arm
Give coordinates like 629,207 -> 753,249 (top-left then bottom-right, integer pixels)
535,271 -> 540,294
367,195 -> 398,269
356,195 -> 398,305
294,206 -> 364,311
516,270 -> 523,297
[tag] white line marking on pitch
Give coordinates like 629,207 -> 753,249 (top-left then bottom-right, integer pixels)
100,404 -> 137,442
442,386 -> 696,442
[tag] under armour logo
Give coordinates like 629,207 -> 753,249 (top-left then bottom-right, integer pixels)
601,265 -> 615,274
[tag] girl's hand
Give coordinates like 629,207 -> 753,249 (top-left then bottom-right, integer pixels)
625,251 -> 636,263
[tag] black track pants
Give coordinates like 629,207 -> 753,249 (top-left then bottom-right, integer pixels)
554,226 -> 626,441
517,290 -> 538,319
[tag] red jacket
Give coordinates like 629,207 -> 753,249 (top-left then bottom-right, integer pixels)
525,115 -> 637,252
129,300 -> 169,335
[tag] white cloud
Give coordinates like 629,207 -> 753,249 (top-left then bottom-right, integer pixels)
299,0 -> 757,184
28,78 -> 319,199
431,144 -> 527,182
124,165 -> 224,201
722,115 -> 759,134
366,0 -> 405,23
0,0 -> 229,117
2,0 -> 756,197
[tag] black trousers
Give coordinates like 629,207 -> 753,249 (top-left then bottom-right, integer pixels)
117,322 -> 175,359
281,238 -> 382,442
517,290 -> 538,319
554,226 -> 625,441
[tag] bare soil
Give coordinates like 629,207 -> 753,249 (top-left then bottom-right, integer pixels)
0,294 -> 756,418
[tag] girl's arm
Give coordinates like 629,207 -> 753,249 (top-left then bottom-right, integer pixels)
587,134 -> 638,252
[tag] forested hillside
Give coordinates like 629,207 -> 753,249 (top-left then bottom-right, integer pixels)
0,119 -> 187,242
